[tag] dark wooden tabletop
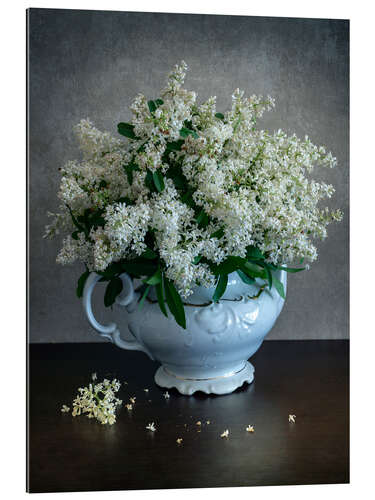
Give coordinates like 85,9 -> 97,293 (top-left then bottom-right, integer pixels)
28,340 -> 349,493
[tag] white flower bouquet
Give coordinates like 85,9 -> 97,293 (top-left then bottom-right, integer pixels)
45,62 -> 342,329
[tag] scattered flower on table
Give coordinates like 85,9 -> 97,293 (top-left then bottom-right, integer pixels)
70,377 -> 122,425
206,421 -> 210,425
146,422 -> 156,432
246,425 -> 254,432
144,389 -> 149,393
163,391 -> 170,399
288,414 -> 296,423
220,429 -> 229,438
130,397 -> 136,404
61,404 -> 70,413
125,404 -> 133,410
176,438 -> 183,444
196,421 -> 201,426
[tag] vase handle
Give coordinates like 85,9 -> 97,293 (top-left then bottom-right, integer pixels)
82,272 -> 153,359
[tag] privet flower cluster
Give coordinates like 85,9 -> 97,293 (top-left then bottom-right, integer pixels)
45,61 -> 342,328
64,375 -> 122,425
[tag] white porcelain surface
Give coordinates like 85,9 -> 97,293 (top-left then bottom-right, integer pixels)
83,270 -> 287,395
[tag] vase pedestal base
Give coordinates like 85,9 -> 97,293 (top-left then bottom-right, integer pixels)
154,361 -> 254,396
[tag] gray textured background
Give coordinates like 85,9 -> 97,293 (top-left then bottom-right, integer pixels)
28,9 -> 349,343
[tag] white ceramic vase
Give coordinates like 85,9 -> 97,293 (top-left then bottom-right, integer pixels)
83,270 -> 286,396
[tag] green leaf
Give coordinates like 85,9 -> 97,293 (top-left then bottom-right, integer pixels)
155,282 -> 168,317
273,276 -> 285,299
213,256 -> 246,275
98,261 -> 124,280
118,122 -> 137,139
143,269 -> 162,285
104,277 -> 123,307
66,205 -> 85,234
148,100 -> 157,114
180,127 -> 199,139
121,260 -> 158,278
192,255 -> 202,265
138,285 -> 151,310
263,262 -> 277,270
242,261 -> 266,278
155,98 -> 164,107
171,173 -> 186,189
237,269 -> 255,285
87,211 -> 105,230
141,248 -> 157,260
71,231 -> 79,240
124,161 -> 139,185
76,269 -> 90,298
145,169 -> 158,193
215,112 -> 225,120
165,139 -> 184,152
213,274 -> 228,302
246,245 -> 265,260
196,209 -> 209,228
277,266 -> 305,273
181,189 -> 195,207
152,170 -> 165,193
265,266 -> 273,289
164,277 -> 186,329
117,196 -> 134,205
165,164 -> 186,189
211,227 -> 225,239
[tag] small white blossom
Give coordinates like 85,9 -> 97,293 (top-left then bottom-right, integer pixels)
144,389 -> 149,393
146,422 -> 156,432
61,405 -> 70,413
91,373 -> 97,381
70,377 -> 122,425
163,391 -> 170,399
220,429 -> 229,438
176,438 -> 183,444
130,397 -> 136,404
246,425 -> 254,432
288,414 -> 296,423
